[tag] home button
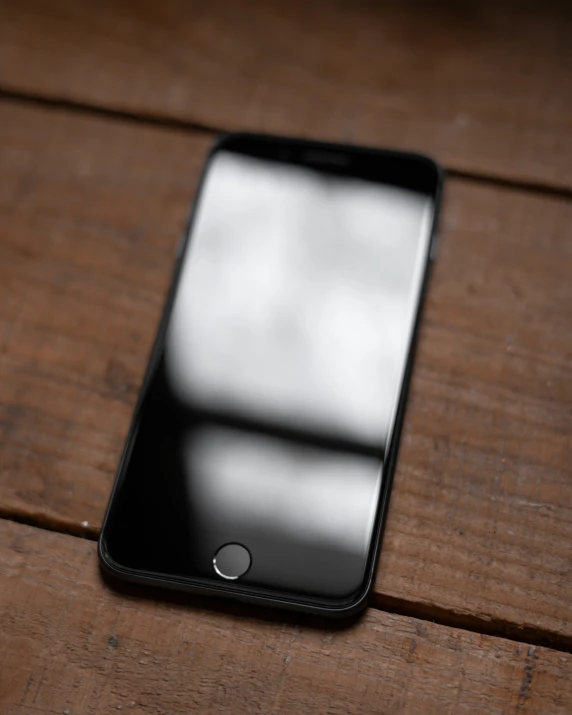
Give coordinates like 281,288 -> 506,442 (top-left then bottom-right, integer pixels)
213,543 -> 251,580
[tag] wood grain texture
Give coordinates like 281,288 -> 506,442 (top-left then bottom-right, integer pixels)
1,0 -> 572,189
1,519 -> 572,714
0,99 -> 571,644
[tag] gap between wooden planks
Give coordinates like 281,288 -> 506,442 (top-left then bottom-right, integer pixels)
0,0 -> 571,190
1,518 -> 572,714
0,98 -> 571,650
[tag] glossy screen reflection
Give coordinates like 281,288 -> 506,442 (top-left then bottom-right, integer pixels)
168,153 -> 432,447
104,150 -> 434,603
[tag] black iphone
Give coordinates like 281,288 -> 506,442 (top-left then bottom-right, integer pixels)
99,133 -> 443,616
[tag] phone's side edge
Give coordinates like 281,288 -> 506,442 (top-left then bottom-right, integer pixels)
98,136 -> 229,559
345,156 -> 445,616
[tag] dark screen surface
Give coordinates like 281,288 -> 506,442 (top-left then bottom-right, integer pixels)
100,135 -> 441,612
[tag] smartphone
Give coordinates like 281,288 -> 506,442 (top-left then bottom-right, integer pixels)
99,133 -> 443,616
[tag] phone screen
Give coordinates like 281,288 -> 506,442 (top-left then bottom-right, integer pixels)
102,137 -> 439,607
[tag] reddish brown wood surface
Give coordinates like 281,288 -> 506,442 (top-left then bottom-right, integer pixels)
1,99 -> 571,646
1,0 -> 572,189
1,518 -> 572,714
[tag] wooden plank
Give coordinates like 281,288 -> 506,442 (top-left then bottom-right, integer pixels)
0,0 -> 572,189
1,518 -> 571,714
0,99 -> 571,643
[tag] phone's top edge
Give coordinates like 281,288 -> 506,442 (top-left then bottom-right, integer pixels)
210,131 -> 445,183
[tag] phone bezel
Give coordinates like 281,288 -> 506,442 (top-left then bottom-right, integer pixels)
98,132 -> 444,617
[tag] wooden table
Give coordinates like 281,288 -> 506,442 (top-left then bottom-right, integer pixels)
1,2 -> 571,712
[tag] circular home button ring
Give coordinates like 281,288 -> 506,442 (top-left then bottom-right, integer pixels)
213,543 -> 251,580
